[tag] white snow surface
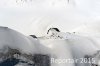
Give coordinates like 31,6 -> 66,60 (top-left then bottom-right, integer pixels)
0,26 -> 99,66
0,27 -> 39,54
0,0 -> 100,66
0,26 -> 100,66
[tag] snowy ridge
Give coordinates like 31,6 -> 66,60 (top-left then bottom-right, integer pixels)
0,27 -> 100,66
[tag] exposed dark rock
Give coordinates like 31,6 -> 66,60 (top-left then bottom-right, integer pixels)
30,35 -> 37,38
33,54 -> 50,66
0,58 -> 19,66
0,48 -> 51,66
47,28 -> 60,34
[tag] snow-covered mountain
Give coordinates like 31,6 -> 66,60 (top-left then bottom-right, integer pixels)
0,27 -> 100,66
0,27 -> 52,66
0,0 -> 100,66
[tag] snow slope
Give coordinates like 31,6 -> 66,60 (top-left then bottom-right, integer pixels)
0,0 -> 100,66
38,29 -> 100,66
0,26 -> 42,54
39,39 -> 74,66
0,26 -> 100,66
